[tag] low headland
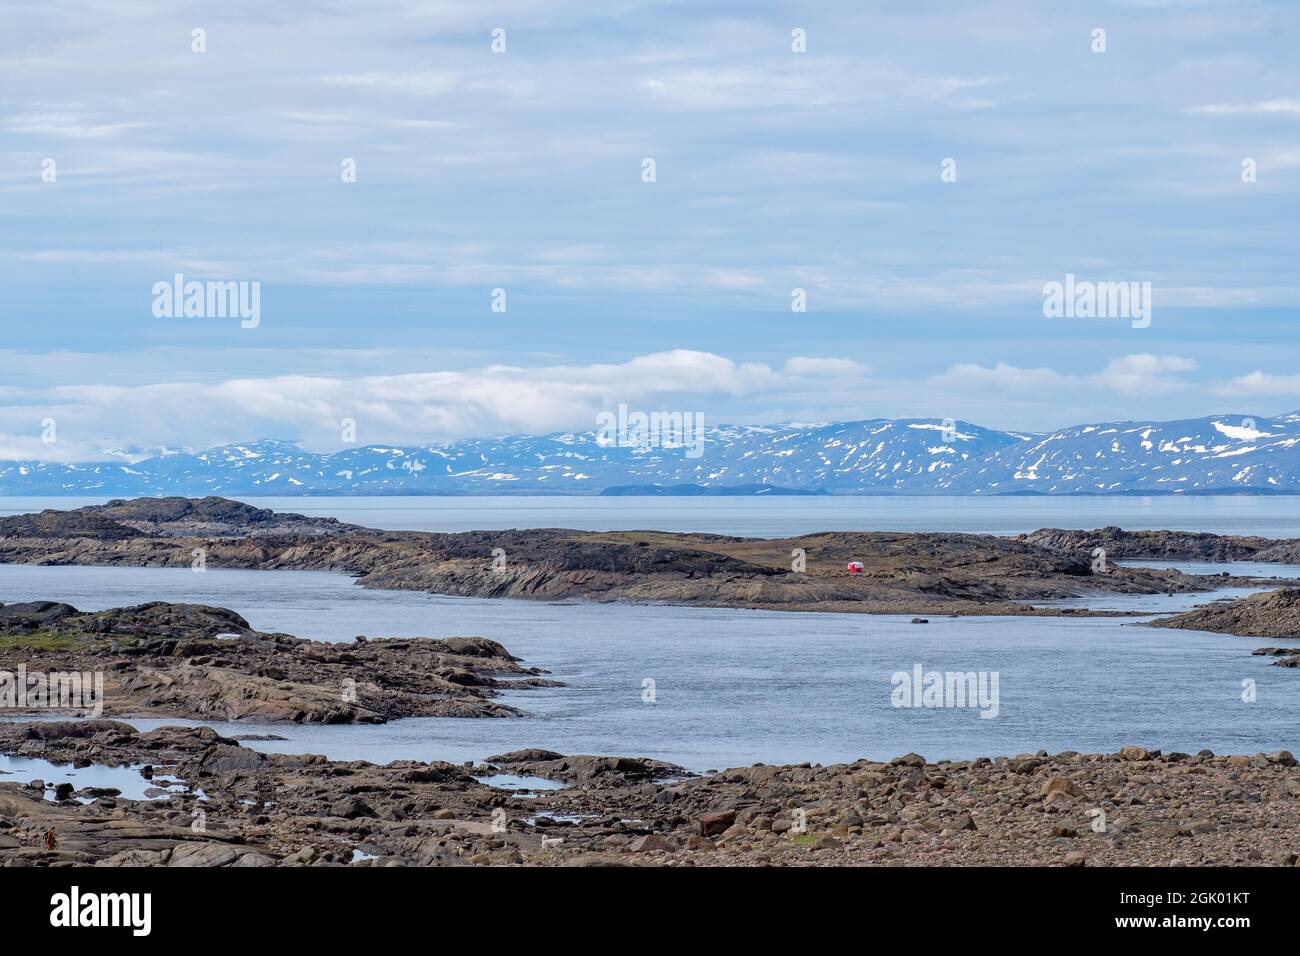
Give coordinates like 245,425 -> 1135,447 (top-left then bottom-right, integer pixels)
1,496 -> 1291,616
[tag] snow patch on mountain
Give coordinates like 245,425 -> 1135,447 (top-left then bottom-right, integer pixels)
4,413 -> 1300,496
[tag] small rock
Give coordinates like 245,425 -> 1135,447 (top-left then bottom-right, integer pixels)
891,753 -> 926,768
329,797 -> 374,820
280,847 -> 317,866
168,843 -> 240,867
1043,791 -> 1077,812
1040,776 -> 1082,798
628,833 -> 676,853
718,823 -> 749,843
698,809 -> 736,837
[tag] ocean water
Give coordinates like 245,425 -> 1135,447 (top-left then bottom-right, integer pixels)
2,561 -> 1297,771
8,494 -> 1300,537
0,752 -> 193,802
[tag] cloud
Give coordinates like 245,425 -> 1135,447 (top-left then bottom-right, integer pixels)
1,0 -> 1298,444
933,354 -> 1198,396
781,357 -> 871,378
636,61 -> 998,111
1093,354 -> 1198,394
0,350 -> 801,461
319,70 -> 533,99
1214,370 -> 1300,395
4,107 -> 148,138
5,349 -> 1300,462
934,362 -> 1067,391
1193,99 -> 1300,116
3,0 -> 1295,325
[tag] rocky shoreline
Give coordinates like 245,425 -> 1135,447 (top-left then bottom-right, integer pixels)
3,720 -> 1299,867
1022,526 -> 1300,563
1150,587 -> 1300,666
0,496 -> 1277,617
0,600 -> 556,723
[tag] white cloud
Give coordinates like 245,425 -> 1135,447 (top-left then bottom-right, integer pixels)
781,357 -> 871,378
319,70 -> 534,99
933,354 -> 1197,397
0,351 -> 797,461
1193,99 -> 1300,116
934,362 -> 1067,391
3,350 -> 1299,462
1093,354 -> 1198,395
5,107 -> 148,138
1215,370 -> 1300,395
1,1 -> 1297,447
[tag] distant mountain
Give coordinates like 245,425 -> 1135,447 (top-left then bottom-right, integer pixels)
600,484 -> 827,496
3,413 -> 1299,496
930,413 -> 1300,495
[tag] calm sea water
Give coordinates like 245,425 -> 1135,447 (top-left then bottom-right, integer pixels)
8,494 -> 1300,537
2,561 -> 1296,770
0,752 -> 192,802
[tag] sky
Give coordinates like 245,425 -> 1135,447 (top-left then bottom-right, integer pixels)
1,0 -> 1298,461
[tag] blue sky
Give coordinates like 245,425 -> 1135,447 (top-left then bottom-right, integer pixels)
1,0 -> 1298,461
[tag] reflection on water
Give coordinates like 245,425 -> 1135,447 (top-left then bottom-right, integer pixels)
0,752 -> 192,802
475,774 -> 568,792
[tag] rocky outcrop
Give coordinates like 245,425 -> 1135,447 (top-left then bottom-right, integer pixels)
484,750 -> 685,784
1151,588 -> 1300,649
5,723 -> 1300,867
1253,647 -> 1300,667
1022,526 -> 1300,564
92,495 -> 362,537
0,600 -> 254,640
0,498 -> 1247,616
0,510 -> 141,540
0,496 -> 356,541
0,600 -> 558,722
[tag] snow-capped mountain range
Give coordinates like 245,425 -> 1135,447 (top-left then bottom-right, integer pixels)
4,413 -> 1300,497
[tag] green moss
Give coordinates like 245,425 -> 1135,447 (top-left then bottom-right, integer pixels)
0,630 -> 86,651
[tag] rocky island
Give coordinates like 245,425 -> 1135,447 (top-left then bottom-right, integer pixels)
0,496 -> 1273,617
